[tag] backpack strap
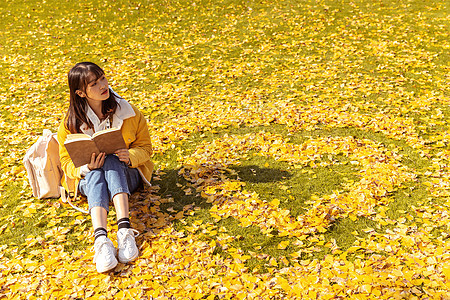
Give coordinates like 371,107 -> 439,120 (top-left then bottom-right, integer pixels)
60,176 -> 88,214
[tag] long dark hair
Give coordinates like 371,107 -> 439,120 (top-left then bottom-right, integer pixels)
65,62 -> 119,133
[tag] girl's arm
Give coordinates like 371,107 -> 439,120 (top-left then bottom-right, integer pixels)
57,121 -> 82,180
127,107 -> 153,168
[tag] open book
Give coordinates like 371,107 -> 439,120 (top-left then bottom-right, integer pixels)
64,127 -> 126,167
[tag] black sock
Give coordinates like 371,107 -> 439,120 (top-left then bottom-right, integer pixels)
117,217 -> 131,230
94,227 -> 107,241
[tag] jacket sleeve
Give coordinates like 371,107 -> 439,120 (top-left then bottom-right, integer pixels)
57,121 -> 82,180
128,107 -> 153,168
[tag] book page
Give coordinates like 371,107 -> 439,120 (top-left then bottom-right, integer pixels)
92,127 -> 120,138
65,133 -> 91,141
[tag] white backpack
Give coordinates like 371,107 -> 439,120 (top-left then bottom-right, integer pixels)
23,129 -> 88,213
23,129 -> 62,199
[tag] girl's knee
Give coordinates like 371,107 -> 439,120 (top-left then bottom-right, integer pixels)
85,168 -> 105,182
103,154 -> 123,169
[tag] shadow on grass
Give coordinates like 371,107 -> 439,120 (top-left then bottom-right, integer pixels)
155,168 -> 210,211
154,165 -> 292,213
231,165 -> 292,183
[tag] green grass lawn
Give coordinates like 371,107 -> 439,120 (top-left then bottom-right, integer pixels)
0,0 -> 449,298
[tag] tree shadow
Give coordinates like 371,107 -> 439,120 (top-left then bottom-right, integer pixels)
230,165 -> 292,183
126,164 -> 293,269
129,164 -> 292,232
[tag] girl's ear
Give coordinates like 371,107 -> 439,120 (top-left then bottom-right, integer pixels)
75,90 -> 86,98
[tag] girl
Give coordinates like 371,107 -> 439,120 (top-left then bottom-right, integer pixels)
57,62 -> 154,273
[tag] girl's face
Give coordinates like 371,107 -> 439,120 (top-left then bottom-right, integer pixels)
77,72 -> 110,102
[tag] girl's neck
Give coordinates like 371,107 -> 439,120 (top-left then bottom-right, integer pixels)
87,100 -> 104,120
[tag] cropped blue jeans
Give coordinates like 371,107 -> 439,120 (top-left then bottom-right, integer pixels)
78,155 -> 142,212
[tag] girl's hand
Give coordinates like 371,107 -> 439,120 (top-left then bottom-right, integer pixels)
88,152 -> 106,170
115,149 -> 131,165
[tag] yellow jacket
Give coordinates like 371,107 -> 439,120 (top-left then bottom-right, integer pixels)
57,103 -> 154,193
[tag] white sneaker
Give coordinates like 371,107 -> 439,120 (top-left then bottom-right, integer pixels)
93,236 -> 118,273
117,228 -> 139,263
